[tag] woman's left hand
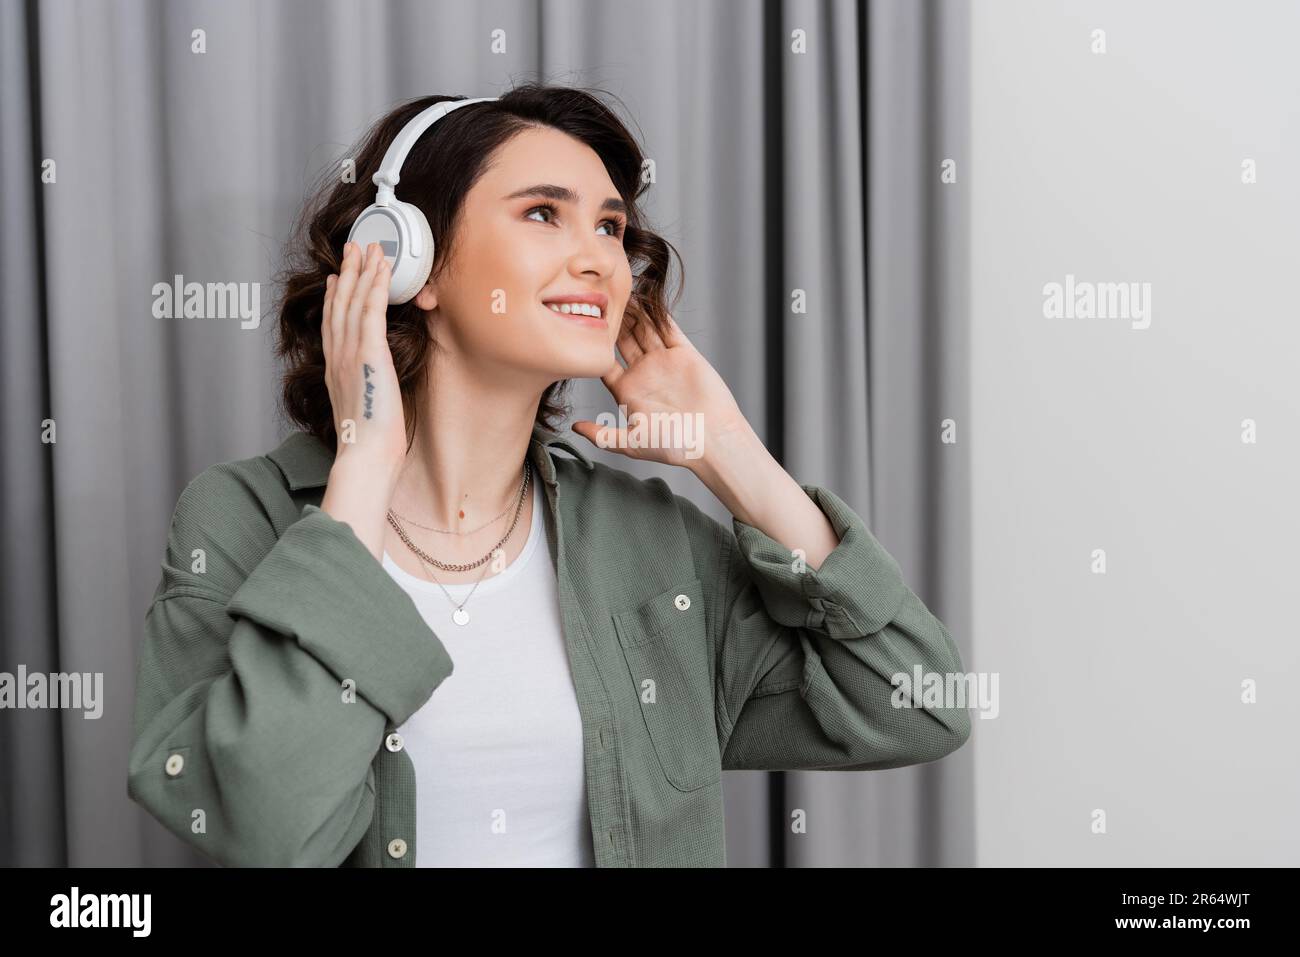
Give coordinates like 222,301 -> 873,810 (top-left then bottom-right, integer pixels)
570,311 -> 751,472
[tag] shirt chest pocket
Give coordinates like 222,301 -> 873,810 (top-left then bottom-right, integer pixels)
612,577 -> 720,792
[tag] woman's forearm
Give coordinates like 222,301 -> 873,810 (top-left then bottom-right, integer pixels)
690,422 -> 841,571
320,455 -> 400,562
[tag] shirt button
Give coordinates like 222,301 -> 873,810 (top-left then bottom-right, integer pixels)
385,732 -> 404,752
674,594 -> 691,611
164,753 -> 184,776
387,838 -> 408,859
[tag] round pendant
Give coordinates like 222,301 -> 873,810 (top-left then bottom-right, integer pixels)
452,608 -> 470,626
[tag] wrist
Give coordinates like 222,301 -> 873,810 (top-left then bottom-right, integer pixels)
694,417 -> 758,478
693,421 -> 774,522
330,448 -> 402,501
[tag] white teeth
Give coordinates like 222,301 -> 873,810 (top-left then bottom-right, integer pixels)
547,302 -> 602,318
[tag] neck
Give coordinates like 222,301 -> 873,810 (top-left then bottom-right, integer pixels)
391,351 -> 550,534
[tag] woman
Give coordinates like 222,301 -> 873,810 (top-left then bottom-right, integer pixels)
127,84 -> 970,868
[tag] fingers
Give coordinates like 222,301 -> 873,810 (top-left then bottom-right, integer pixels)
660,312 -> 690,349
329,242 -> 360,353
324,241 -> 384,360
345,243 -> 385,354
361,255 -> 391,352
600,359 -> 625,393
629,309 -> 663,353
616,310 -> 644,363
322,274 -> 335,356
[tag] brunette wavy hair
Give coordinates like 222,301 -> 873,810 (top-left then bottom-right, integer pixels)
271,84 -> 683,454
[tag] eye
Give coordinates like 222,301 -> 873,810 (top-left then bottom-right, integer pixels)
597,217 -> 627,238
525,202 -> 558,224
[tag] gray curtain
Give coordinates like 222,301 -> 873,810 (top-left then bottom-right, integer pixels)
0,0 -> 970,867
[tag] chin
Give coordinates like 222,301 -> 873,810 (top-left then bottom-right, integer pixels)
548,348 -> 619,380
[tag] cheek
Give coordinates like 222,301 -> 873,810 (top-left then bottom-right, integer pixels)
466,264 -> 540,323
611,258 -> 633,304
618,263 -> 636,314
461,220 -> 537,292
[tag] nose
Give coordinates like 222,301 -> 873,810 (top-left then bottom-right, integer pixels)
566,223 -> 618,279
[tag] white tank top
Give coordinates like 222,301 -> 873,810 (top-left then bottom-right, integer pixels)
381,479 -> 595,866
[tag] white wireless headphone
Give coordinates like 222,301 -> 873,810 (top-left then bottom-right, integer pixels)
346,96 -> 499,304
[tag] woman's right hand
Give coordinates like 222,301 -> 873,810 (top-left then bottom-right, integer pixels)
319,241 -> 407,559
323,241 -> 407,470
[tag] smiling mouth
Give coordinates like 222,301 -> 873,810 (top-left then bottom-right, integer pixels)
543,302 -> 603,321
543,301 -> 607,327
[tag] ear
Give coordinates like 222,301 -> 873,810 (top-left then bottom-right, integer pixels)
413,281 -> 437,311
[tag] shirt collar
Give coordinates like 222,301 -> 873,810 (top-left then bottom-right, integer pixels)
266,421 -> 593,492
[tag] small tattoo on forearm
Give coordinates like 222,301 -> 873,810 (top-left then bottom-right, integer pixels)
362,363 -> 375,419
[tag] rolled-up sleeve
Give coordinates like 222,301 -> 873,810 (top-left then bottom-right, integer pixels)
226,503 -> 453,726
128,466 -> 452,867
730,484 -> 909,638
678,483 -> 972,772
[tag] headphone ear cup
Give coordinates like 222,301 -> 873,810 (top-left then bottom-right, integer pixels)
390,200 -> 434,305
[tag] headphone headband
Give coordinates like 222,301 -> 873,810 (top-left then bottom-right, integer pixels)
372,96 -> 499,205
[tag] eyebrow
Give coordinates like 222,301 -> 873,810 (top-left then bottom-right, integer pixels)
503,183 -> 627,217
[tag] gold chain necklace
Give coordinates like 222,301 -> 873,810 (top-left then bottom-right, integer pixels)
386,461 -> 530,572
389,494 -> 515,535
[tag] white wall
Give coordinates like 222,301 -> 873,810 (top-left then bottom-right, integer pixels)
970,0 -> 1299,865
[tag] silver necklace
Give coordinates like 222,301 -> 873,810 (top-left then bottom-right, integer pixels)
413,547 -> 494,626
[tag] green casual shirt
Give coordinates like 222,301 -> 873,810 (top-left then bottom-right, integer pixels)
128,423 -> 970,867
